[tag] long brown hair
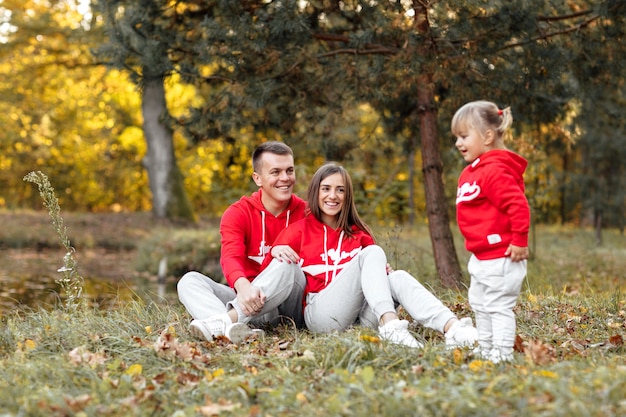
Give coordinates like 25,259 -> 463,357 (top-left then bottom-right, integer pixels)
307,163 -> 373,239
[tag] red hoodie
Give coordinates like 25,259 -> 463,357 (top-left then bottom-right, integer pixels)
261,215 -> 375,304
220,190 -> 306,288
456,149 -> 530,260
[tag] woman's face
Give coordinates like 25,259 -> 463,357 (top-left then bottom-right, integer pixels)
318,172 -> 345,227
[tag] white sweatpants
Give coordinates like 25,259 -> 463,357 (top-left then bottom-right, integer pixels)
467,255 -> 526,353
177,259 -> 306,328
304,245 -> 455,333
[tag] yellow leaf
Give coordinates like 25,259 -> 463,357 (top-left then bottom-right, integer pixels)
24,339 -> 37,351
468,360 -> 491,372
359,366 -> 375,384
296,392 -> 308,403
533,370 -> 558,379
453,348 -> 464,365
125,363 -> 143,376
145,326 -> 152,334
360,335 -> 380,343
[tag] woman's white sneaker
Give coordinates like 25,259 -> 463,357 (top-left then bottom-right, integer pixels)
445,317 -> 478,348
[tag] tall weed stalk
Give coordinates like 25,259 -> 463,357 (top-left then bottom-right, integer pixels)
24,171 -> 83,311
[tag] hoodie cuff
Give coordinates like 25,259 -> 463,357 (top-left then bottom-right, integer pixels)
511,232 -> 528,248
227,271 -> 247,289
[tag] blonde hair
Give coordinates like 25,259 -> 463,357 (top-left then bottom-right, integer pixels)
451,100 -> 513,143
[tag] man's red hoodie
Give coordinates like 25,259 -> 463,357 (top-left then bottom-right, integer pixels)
220,190 -> 306,288
456,149 -> 530,260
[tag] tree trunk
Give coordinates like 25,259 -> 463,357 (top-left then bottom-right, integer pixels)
141,74 -> 195,221
416,74 -> 464,289
408,147 -> 416,226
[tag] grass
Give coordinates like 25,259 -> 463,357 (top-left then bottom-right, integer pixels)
0,210 -> 625,416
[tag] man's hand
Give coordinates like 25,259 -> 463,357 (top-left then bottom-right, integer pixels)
505,244 -> 529,262
234,278 -> 266,317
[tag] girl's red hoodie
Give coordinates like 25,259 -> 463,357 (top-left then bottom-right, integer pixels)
220,190 -> 306,288
261,215 -> 375,302
456,149 -> 530,260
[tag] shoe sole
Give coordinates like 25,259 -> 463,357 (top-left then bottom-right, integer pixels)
189,322 -> 213,341
226,323 -> 255,344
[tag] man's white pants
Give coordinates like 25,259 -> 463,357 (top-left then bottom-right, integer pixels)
177,259 -> 305,327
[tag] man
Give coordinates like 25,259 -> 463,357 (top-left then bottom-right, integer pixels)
177,141 -> 307,343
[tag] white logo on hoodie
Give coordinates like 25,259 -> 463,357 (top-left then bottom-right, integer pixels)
321,246 -> 362,264
456,181 -> 481,204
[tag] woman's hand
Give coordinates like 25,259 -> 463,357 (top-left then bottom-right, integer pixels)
271,244 -> 300,264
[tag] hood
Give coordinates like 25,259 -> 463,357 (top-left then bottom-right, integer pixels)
237,190 -> 304,217
468,149 -> 528,176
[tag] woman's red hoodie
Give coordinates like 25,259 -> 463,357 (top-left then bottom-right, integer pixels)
261,215 -> 375,303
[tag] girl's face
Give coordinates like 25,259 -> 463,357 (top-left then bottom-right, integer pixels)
318,172 -> 345,227
454,125 -> 493,163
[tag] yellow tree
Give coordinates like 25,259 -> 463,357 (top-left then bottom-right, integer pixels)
0,0 -> 151,211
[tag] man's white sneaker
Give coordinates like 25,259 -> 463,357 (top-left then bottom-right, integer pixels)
189,313 -> 253,343
445,317 -> 478,348
378,319 -> 423,348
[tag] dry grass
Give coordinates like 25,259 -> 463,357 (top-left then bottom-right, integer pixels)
0,211 -> 624,416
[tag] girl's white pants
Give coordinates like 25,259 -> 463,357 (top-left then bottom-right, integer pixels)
467,255 -> 526,353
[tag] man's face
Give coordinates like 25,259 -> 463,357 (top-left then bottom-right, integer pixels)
252,152 -> 296,206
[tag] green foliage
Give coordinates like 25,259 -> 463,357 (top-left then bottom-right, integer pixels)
1,1 -> 625,232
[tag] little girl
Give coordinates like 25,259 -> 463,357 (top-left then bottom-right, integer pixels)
261,162 -> 477,348
451,100 -> 531,363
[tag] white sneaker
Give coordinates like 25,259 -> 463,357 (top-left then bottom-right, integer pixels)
189,313 -> 253,343
471,346 -> 491,359
378,319 -> 423,348
445,317 -> 478,348
488,348 -> 514,364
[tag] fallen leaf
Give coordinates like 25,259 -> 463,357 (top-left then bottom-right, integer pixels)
199,399 -> 240,416
524,339 -> 556,365
609,334 -> 623,347
64,394 -> 92,412
125,363 -> 143,376
176,371 -> 201,386
452,348 -> 464,365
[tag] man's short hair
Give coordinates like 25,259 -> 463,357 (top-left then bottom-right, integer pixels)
252,141 -> 294,173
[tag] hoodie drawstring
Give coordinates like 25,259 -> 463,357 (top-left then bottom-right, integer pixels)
259,211 -> 266,256
323,225 -> 344,286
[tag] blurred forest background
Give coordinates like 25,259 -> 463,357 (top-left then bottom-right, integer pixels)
1,1 -> 624,282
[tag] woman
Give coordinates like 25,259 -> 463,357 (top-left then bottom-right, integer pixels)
260,162 -> 477,348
